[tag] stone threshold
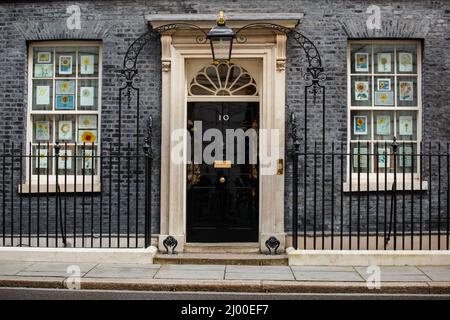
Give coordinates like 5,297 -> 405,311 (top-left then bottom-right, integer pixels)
154,253 -> 288,266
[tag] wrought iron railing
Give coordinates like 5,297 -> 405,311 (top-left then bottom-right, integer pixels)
290,137 -> 450,251
0,141 -> 153,248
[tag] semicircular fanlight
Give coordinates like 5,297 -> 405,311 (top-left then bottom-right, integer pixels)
189,62 -> 258,97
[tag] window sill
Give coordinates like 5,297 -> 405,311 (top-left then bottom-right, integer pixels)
18,183 -> 102,194
343,179 -> 428,193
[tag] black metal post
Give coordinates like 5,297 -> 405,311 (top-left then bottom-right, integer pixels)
143,117 -> 153,248
291,113 -> 300,250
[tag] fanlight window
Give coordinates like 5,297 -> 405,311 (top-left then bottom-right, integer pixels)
189,63 -> 258,96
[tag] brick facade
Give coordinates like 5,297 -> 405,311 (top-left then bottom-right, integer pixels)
0,1 -> 449,244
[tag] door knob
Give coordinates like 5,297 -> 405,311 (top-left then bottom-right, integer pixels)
219,177 -> 225,183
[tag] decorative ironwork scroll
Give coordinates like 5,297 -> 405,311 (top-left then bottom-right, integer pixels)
265,236 -> 281,255
163,235 -> 178,254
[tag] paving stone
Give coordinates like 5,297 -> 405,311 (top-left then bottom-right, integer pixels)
225,272 -> 294,281
159,264 -> 225,271
154,270 -> 224,280
0,261 -> 34,276
226,265 -> 292,273
418,266 -> 450,281
290,266 -> 355,272
293,271 -> 364,282
354,266 -> 431,282
17,262 -> 97,277
84,264 -> 161,279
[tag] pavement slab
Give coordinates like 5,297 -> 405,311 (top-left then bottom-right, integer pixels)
154,264 -> 225,280
84,263 -> 161,279
0,261 -> 34,276
418,266 -> 450,282
17,262 -> 97,277
292,270 -> 364,282
354,266 -> 431,282
225,265 -> 294,281
290,266 -> 355,272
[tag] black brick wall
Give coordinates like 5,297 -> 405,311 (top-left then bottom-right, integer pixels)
0,0 -> 449,244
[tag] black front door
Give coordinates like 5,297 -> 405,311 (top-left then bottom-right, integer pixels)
186,102 -> 259,242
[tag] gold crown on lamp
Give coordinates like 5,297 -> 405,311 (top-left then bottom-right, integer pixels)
217,10 -> 226,26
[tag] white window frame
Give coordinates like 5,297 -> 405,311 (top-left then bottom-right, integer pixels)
22,41 -> 103,192
345,39 -> 427,191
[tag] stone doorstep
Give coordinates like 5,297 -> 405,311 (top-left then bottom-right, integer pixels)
0,276 -> 448,294
153,253 -> 289,266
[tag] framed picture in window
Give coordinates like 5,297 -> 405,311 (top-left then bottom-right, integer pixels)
398,52 -> 413,72
376,115 -> 391,135
56,80 -> 75,95
375,91 -> 394,106
80,55 -> 94,75
36,86 -> 50,105
399,146 -> 413,167
36,148 -> 48,169
56,95 -> 75,110
353,115 -> 367,135
377,53 -> 392,73
34,64 -> 53,78
353,147 -> 368,168
83,149 -> 95,170
37,52 -> 52,63
35,121 -> 50,141
80,87 -> 94,106
377,79 -> 391,91
59,56 -> 73,75
399,116 -> 413,136
399,81 -> 414,101
355,53 -> 369,72
354,81 -> 369,101
78,129 -> 97,144
78,115 -> 97,129
377,148 -> 390,168
58,149 -> 73,170
58,121 -> 73,140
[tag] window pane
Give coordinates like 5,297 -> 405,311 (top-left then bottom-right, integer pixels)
351,111 -> 371,141
76,145 -> 97,176
55,47 -> 76,77
373,45 -> 394,74
350,44 -> 372,74
396,110 -> 417,141
33,47 -> 53,78
32,145 -> 52,175
351,76 -> 371,107
55,80 -> 76,110
77,115 -> 98,144
351,142 -> 371,174
78,47 -> 99,77
374,76 -> 395,107
374,142 -> 394,174
56,115 -> 76,143
396,44 -> 417,74
374,111 -> 394,140
56,145 -> 75,175
32,80 -> 53,111
32,115 -> 53,143
397,143 -> 417,174
397,76 -> 417,107
77,79 -> 98,110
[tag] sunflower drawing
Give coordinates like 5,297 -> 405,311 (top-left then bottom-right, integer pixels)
356,117 -> 365,128
61,58 -> 70,67
358,55 -> 366,65
80,131 -> 96,143
355,81 -> 368,100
